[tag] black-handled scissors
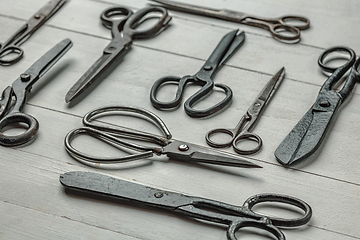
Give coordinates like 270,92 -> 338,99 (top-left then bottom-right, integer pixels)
206,67 -> 285,155
150,29 -> 245,118
65,6 -> 172,103
149,0 -> 310,43
60,171 -> 312,240
275,47 -> 360,165
0,39 -> 72,146
0,0 -> 67,66
64,105 -> 261,168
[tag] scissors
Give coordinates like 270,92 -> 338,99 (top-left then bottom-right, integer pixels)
206,67 -> 285,155
275,47 -> 360,165
0,39 -> 72,146
60,171 -> 312,240
65,6 -> 171,103
0,0 -> 67,66
149,0 -> 310,42
64,105 -> 261,168
150,29 -> 245,118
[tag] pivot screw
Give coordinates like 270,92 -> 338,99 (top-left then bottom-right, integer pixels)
203,65 -> 213,71
34,14 -> 41,19
178,144 -> 189,151
154,192 -> 164,198
319,100 -> 331,107
20,73 -> 31,82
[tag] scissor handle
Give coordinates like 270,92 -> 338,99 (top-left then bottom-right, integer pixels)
278,15 -> 310,30
100,7 -> 133,37
318,46 -> 356,74
0,44 -> 24,66
232,131 -> 262,155
0,112 -> 39,146
123,6 -> 172,40
205,127 -> 236,148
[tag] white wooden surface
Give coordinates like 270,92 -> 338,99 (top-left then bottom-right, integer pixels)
1,0 -> 360,239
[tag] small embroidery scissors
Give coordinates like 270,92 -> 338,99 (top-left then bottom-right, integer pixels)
275,47 -> 360,165
65,6 -> 171,103
60,171 -> 312,240
206,67 -> 285,155
64,106 -> 261,168
149,0 -> 310,43
0,0 -> 67,66
0,39 -> 72,146
150,29 -> 245,118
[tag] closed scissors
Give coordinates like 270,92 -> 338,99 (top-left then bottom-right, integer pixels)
150,29 -> 245,118
0,0 -> 67,66
206,68 -> 285,155
65,6 -> 171,103
64,106 -> 261,168
61,171 -> 312,240
275,47 -> 360,165
0,39 -> 72,146
149,0 -> 310,43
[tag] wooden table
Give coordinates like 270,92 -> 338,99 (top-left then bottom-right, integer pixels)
1,0 -> 359,239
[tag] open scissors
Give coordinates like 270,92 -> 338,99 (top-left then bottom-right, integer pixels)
61,171 -> 312,240
0,39 -> 72,146
150,29 -> 245,118
65,6 -> 171,103
149,0 -> 310,42
0,0 -> 67,66
64,105 -> 261,168
275,47 -> 360,165
206,67 -> 285,155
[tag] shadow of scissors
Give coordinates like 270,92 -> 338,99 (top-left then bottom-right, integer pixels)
64,105 -> 261,168
65,6 -> 172,103
0,39 -> 72,146
149,0 -> 310,43
0,0 -> 66,66
206,68 -> 285,155
61,171 -> 312,240
150,29 -> 245,118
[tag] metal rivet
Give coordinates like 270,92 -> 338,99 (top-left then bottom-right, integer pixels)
319,100 -> 331,107
108,46 -> 116,51
154,192 -> 163,198
20,73 -> 31,82
203,65 -> 213,71
34,14 -> 41,19
178,144 -> 189,151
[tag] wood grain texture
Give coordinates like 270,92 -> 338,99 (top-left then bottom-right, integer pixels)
0,0 -> 359,239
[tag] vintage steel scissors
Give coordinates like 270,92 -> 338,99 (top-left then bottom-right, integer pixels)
64,106 -> 261,168
150,29 -> 245,118
0,39 -> 72,146
0,0 -> 67,66
60,171 -> 312,240
275,47 -> 360,165
206,67 -> 285,155
65,6 -> 171,103
149,0 -> 310,42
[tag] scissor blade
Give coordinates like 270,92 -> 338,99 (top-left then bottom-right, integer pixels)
21,38 -> 72,88
60,171 -> 193,209
275,109 -> 336,165
163,140 -> 262,168
65,45 -> 128,103
257,67 -> 285,103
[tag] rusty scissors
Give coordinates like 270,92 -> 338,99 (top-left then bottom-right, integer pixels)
0,39 -> 72,146
64,105 -> 261,168
0,0 -> 66,66
206,68 -> 285,155
65,6 -> 171,103
61,171 -> 312,240
150,29 -> 245,118
149,0 -> 310,42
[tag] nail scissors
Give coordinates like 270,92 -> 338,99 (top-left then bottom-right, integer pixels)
60,171 -> 312,240
150,29 -> 245,118
0,39 -> 72,146
275,47 -> 360,165
206,68 -> 285,155
64,106 -> 261,168
0,0 -> 67,66
65,6 -> 172,103
149,0 -> 310,43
